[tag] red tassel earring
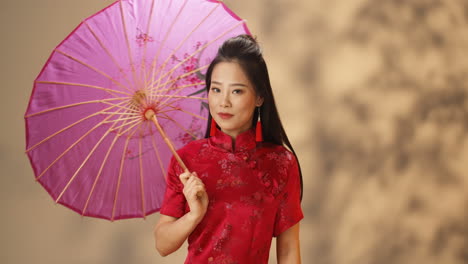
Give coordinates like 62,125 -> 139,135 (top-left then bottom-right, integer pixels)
255,107 -> 263,142
210,117 -> 217,137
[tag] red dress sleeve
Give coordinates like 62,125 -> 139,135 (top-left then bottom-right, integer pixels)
159,156 -> 187,218
273,153 -> 304,237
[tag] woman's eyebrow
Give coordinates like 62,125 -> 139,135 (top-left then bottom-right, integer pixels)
230,83 -> 247,87
211,81 -> 248,87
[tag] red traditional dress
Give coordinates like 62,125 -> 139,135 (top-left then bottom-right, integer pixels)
160,128 -> 303,264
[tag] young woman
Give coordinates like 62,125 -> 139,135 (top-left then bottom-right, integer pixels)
154,35 -> 303,264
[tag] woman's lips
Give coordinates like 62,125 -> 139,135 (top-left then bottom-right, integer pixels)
218,113 -> 234,119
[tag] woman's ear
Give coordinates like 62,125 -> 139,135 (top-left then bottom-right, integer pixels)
256,97 -> 264,107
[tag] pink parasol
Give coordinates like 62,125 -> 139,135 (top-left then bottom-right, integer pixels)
25,0 -> 250,221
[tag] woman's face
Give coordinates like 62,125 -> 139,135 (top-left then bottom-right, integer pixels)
208,61 -> 264,139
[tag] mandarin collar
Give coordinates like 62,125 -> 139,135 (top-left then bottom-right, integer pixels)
209,127 -> 257,152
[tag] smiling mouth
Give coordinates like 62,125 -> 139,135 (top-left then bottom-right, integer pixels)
218,113 -> 234,119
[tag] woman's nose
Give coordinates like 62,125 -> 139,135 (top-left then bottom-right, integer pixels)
220,93 -> 231,107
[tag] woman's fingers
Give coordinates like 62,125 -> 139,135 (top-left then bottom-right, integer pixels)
181,172 -> 203,186
186,178 -> 205,193
181,172 -> 206,199
188,185 -> 205,198
179,171 -> 203,185
179,170 -> 191,185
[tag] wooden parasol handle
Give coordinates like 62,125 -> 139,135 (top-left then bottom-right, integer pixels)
145,109 -> 188,172
146,109 -> 203,198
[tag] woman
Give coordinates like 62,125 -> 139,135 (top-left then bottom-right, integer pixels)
154,35 -> 303,264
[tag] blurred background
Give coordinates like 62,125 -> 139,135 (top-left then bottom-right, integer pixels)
2,0 -> 468,263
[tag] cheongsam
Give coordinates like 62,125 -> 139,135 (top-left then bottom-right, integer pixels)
160,127 -> 303,264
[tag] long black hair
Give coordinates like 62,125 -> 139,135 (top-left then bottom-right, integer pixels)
204,35 -> 303,200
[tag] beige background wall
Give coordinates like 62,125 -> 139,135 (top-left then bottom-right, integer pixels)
2,0 -> 468,263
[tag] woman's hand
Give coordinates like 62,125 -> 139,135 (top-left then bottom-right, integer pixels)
179,171 -> 209,224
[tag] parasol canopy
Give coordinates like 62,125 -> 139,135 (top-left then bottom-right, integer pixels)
24,0 -> 250,221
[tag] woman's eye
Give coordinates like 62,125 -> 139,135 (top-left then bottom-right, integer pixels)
210,87 -> 220,93
233,89 -> 243,94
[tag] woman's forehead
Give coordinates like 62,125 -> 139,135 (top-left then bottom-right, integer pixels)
211,61 -> 251,86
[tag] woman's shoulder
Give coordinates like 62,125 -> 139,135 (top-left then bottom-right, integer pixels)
259,142 -> 294,155
258,142 -> 297,164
